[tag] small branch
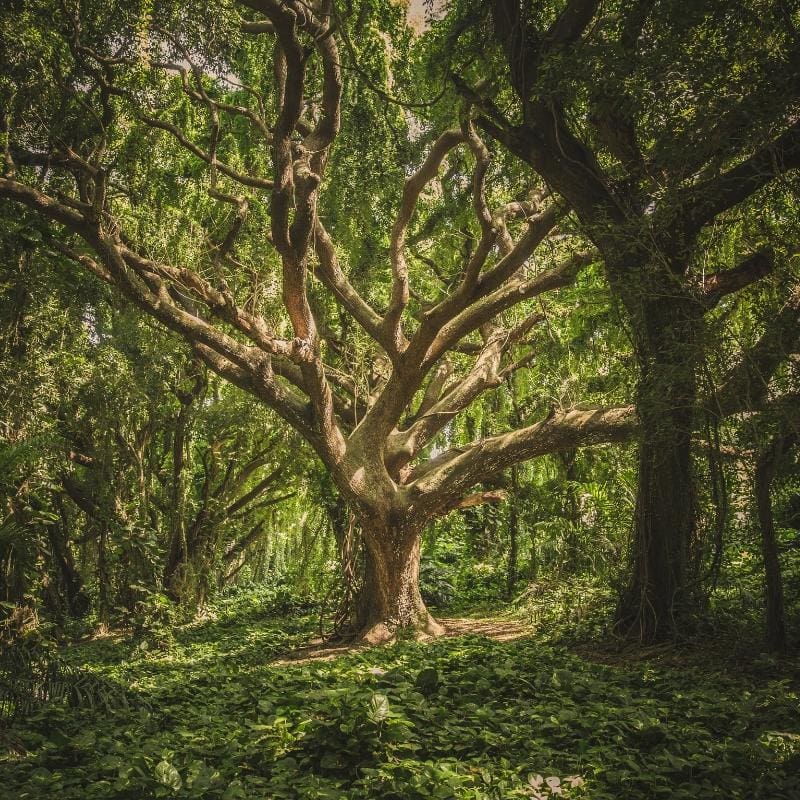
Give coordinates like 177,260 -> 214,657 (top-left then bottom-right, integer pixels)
138,112 -> 273,191
424,250 -> 593,366
678,120 -> 800,238
713,282 -> 800,416
384,129 -> 466,348
437,488 -> 508,516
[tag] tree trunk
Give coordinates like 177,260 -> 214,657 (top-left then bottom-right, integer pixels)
326,495 -> 363,636
559,449 -> 581,573
754,431 -> 795,652
356,516 -> 444,643
48,499 -> 89,618
506,464 -> 519,598
96,524 -> 110,630
163,403 -> 192,599
163,369 -> 205,601
617,296 -> 702,641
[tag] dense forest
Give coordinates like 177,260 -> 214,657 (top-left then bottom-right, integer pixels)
1,0 -> 799,797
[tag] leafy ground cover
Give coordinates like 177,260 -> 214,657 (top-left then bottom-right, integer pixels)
2,588 -> 799,800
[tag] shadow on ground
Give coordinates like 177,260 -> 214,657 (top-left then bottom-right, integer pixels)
273,616 -> 531,664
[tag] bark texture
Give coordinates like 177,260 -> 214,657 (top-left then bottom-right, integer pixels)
357,518 -> 443,643
754,431 -> 796,652
617,296 -> 702,640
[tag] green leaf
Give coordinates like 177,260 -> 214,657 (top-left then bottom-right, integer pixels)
367,692 -> 391,724
154,760 -> 182,792
415,667 -> 440,694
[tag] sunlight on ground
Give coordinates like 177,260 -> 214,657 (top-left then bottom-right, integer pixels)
272,617 -> 532,665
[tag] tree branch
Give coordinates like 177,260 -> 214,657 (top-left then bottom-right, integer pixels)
713,282 -> 800,416
384,129 -> 466,350
699,246 -> 775,310
678,120 -> 800,239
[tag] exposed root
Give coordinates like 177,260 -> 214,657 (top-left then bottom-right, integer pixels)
420,614 -> 446,639
358,614 -> 447,645
273,616 -> 531,665
359,622 -> 394,645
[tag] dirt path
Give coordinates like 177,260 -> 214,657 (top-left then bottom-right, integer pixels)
272,616 -> 532,665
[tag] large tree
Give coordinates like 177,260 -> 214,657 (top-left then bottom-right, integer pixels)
1,0 -> 796,641
433,0 -> 800,638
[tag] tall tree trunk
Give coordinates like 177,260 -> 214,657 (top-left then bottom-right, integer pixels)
326,495 -> 362,636
49,496 -> 89,617
163,368 -> 205,600
96,524 -> 110,630
163,403 -> 192,599
507,464 -> 519,598
356,516 -> 443,643
754,431 -> 795,652
559,449 -> 581,573
617,296 -> 702,641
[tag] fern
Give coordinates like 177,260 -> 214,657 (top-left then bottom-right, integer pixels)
0,436 -> 47,489
0,640 -> 133,722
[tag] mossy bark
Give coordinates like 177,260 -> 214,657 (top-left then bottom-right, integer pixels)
617,295 -> 702,641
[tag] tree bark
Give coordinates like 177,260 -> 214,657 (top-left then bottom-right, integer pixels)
96,523 -> 110,630
617,296 -> 702,641
559,449 -> 581,573
356,516 -> 444,643
163,383 -> 200,600
163,408 -> 190,600
49,497 -> 89,618
754,431 -> 795,652
325,494 -> 363,636
506,464 -> 519,598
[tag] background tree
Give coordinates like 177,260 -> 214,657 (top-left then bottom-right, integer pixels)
428,0 -> 800,639
0,218 -> 304,626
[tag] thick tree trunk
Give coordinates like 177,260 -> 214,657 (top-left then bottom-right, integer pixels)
754,432 -> 795,652
617,297 -> 702,641
356,517 -> 444,643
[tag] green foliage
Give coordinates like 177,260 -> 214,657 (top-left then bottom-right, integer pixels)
0,639 -> 130,723
419,557 -> 457,608
1,1 -> 799,794
2,589 -> 799,799
130,592 -> 181,651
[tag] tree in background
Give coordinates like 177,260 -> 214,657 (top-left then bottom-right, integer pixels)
432,0 -> 800,638
0,225 -> 304,624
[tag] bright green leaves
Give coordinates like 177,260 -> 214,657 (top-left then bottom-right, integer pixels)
154,759 -> 183,793
3,598 -> 800,799
367,692 -> 391,724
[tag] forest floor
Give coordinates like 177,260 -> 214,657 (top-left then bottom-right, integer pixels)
275,617 -> 532,665
2,586 -> 800,800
